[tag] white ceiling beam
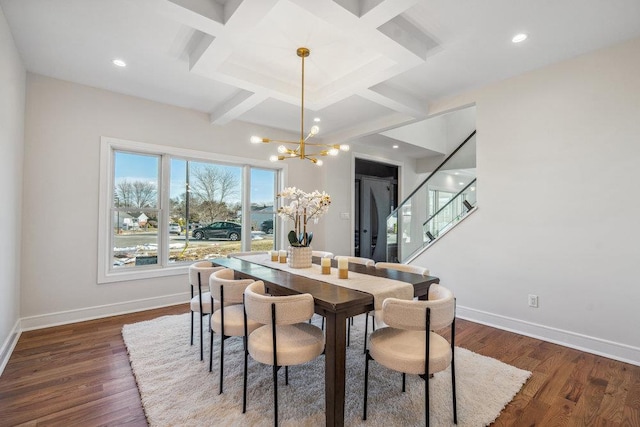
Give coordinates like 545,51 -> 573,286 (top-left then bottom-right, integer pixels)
209,91 -> 268,125
321,112 -> 415,145
359,84 -> 427,118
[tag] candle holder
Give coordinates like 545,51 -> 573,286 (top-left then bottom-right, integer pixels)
337,258 -> 348,279
279,250 -> 287,263
321,257 -> 331,274
270,251 -> 278,262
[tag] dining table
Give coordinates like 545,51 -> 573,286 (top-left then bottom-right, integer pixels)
210,255 -> 440,427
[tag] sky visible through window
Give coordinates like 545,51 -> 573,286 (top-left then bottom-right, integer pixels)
115,152 -> 275,205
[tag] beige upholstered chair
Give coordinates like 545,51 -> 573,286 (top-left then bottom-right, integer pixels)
209,269 -> 262,393
363,285 -> 457,425
374,261 -> 430,276
312,250 -> 334,258
334,255 -> 375,267
364,262 -> 431,350
189,261 -> 224,361
242,281 -> 325,425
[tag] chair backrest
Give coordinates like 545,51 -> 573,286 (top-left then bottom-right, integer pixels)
374,262 -> 429,276
209,268 -> 255,304
244,281 -> 315,325
227,251 -> 268,258
334,256 -> 374,267
382,285 -> 454,331
312,251 -> 334,259
189,261 -> 224,292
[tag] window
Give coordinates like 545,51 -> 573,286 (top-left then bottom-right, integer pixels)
99,137 -> 282,283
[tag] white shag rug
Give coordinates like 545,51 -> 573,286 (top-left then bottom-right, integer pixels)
122,314 -> 530,426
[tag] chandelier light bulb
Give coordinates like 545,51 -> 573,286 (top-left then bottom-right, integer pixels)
329,148 -> 339,156
250,136 -> 262,144
309,125 -> 320,136
340,144 -> 350,151
269,155 -> 279,162
316,159 -> 323,166
277,145 -> 287,153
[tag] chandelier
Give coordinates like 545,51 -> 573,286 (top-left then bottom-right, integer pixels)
250,47 -> 350,166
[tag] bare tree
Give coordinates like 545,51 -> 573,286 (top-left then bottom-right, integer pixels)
115,179 -> 156,208
190,166 -> 239,222
132,181 -> 157,208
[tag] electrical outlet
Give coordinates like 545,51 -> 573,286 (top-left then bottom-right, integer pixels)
528,294 -> 539,308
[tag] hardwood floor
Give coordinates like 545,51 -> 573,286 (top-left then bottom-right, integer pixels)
1,306 -> 639,426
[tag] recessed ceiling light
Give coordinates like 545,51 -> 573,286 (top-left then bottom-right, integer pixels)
313,117 -> 321,122
112,59 -> 127,67
512,33 -> 528,43
392,144 -> 399,149
459,182 -> 464,185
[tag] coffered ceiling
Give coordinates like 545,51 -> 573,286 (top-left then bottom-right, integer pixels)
2,0 -> 640,154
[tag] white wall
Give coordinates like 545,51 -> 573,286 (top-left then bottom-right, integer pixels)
418,37 -> 640,364
20,74 -> 320,327
0,4 -> 25,371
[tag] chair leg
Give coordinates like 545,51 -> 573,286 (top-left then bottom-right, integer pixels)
199,315 -> 204,361
273,363 -> 279,426
363,350 -> 371,420
190,311 -> 194,345
402,372 -> 406,392
451,352 -> 457,424
285,365 -> 289,385
425,372 -> 429,427
219,334 -> 225,394
242,337 -> 248,413
363,312 -> 369,354
209,329 -> 214,372
347,319 -> 351,347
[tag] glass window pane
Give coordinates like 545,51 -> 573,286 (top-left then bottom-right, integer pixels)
185,161 -> 243,258
250,168 -> 276,252
112,151 -> 159,269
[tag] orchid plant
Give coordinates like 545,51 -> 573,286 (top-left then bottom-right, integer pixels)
277,187 -> 331,247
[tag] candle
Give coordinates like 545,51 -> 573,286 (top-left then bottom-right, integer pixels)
270,250 -> 278,262
321,257 -> 331,274
279,250 -> 287,263
338,257 -> 348,279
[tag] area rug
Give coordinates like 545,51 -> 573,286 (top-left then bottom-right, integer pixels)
122,314 -> 530,426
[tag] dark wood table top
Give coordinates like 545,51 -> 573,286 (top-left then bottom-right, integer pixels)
210,256 -> 439,317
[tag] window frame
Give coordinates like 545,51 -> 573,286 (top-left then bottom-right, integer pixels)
98,136 -> 285,284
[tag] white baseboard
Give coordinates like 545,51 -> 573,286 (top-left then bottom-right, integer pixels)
0,319 -> 21,376
20,292 -> 189,332
457,305 -> 640,367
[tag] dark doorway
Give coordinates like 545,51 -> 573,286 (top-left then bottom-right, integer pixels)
355,159 -> 398,262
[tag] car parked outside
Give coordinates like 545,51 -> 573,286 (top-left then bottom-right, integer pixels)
192,221 -> 242,241
169,223 -> 182,235
260,219 -> 274,234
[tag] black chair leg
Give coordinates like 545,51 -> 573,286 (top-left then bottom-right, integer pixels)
242,338 -> 248,414
402,372 -> 406,392
347,319 -> 351,347
363,351 -> 371,420
190,311 -> 194,345
363,312 -> 369,354
452,354 -> 457,424
285,365 -> 289,385
219,335 -> 225,394
273,364 -> 279,426
199,315 -> 204,361
209,329 -> 213,372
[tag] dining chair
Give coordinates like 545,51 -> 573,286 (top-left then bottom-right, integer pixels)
334,255 -> 375,267
189,261 -> 224,361
363,285 -> 457,426
363,262 -> 431,351
242,280 -> 325,426
312,250 -> 334,258
209,269 -> 262,393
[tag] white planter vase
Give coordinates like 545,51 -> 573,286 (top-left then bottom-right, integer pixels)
288,246 -> 313,268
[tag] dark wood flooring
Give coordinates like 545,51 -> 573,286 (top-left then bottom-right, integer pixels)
1,304 -> 639,426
